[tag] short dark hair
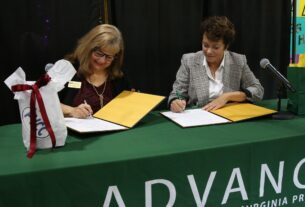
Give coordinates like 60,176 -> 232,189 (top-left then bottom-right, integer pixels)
200,16 -> 235,48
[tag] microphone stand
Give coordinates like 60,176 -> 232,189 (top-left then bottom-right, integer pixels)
272,83 -> 295,120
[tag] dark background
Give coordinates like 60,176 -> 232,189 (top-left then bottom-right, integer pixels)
0,0 -> 291,125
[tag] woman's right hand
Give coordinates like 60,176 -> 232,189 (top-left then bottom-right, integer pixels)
170,99 -> 186,113
61,103 -> 93,119
71,103 -> 93,118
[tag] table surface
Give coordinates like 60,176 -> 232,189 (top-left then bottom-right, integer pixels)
1,99 -> 304,176
2,100 -> 305,207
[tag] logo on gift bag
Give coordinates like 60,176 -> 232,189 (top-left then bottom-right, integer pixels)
22,107 -> 49,139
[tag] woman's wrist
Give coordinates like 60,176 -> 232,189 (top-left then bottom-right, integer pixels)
222,91 -> 246,102
61,104 -> 74,117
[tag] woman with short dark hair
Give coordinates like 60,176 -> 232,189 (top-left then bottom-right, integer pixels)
168,16 -> 264,112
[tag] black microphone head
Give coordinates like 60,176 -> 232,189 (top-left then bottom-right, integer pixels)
260,58 -> 270,69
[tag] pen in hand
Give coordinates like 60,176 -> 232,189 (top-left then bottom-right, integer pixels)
176,91 -> 183,100
175,91 -> 186,111
84,100 -> 93,118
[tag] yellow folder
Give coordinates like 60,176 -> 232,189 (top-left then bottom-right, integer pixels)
94,90 -> 165,128
212,102 -> 277,122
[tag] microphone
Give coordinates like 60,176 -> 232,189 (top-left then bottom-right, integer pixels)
260,58 -> 296,92
45,63 -> 54,72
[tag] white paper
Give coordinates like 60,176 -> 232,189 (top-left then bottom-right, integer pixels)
47,59 -> 76,92
161,108 -> 231,127
64,117 -> 128,133
4,67 -> 28,100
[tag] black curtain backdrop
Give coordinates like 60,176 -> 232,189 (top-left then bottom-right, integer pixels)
0,0 -> 291,125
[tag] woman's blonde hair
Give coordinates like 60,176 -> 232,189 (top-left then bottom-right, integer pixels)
66,24 -> 124,79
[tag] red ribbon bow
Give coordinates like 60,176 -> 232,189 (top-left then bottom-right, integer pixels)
12,74 -> 56,158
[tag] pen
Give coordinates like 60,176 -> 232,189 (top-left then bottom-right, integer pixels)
176,91 -> 186,111
176,91 -> 185,100
84,100 -> 93,118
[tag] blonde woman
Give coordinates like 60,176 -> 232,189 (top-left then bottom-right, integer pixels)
60,24 -> 132,118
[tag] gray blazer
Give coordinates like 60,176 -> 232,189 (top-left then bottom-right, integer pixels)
168,51 -> 264,107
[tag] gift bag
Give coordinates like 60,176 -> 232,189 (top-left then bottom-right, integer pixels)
4,59 -> 76,158
287,66 -> 305,115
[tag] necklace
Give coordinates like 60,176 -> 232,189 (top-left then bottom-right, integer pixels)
89,79 -> 107,108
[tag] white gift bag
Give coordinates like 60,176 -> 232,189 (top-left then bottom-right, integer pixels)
4,59 -> 76,158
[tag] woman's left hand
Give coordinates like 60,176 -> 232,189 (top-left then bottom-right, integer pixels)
202,94 -> 228,111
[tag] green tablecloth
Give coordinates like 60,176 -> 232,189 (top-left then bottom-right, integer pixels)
1,100 -> 305,207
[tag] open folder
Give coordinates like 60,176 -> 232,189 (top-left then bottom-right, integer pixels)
161,102 -> 277,128
65,91 -> 165,133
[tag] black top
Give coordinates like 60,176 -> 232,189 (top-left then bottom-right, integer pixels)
59,74 -> 132,112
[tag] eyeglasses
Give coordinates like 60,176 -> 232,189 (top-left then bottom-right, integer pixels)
92,48 -> 116,62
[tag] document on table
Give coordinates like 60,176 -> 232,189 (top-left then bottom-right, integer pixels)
64,117 -> 127,133
161,108 -> 231,127
161,103 -> 277,128
94,90 -> 165,128
211,103 -> 277,122
64,91 -> 164,133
